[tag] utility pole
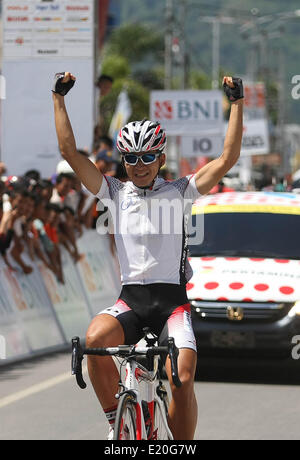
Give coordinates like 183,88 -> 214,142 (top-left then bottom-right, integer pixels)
212,17 -> 220,89
165,0 -> 173,90
94,0 -> 100,129
277,47 -> 287,175
199,16 -> 236,89
164,0 -> 178,177
179,0 -> 187,89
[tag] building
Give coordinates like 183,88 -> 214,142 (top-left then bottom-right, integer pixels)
98,0 -> 121,50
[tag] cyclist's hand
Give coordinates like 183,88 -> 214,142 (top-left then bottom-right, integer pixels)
223,76 -> 244,102
52,72 -> 76,96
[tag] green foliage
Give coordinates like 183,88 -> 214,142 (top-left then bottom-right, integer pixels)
100,78 -> 150,134
101,54 -> 131,80
189,70 -> 212,90
98,23 -> 166,136
105,23 -> 164,68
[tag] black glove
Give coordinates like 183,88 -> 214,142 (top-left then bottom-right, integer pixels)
223,77 -> 244,102
52,72 -> 75,96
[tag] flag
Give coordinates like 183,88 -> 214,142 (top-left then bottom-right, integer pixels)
109,89 -> 132,146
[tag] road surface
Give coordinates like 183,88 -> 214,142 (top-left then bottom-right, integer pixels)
0,351 -> 300,440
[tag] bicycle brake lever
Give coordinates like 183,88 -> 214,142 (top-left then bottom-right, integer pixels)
71,337 -> 87,389
167,337 -> 182,388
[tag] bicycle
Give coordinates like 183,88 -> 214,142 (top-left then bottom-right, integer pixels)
71,328 -> 182,440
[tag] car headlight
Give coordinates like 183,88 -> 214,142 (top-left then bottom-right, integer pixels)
288,301 -> 300,317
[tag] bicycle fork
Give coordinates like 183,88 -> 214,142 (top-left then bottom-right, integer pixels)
117,358 -> 156,440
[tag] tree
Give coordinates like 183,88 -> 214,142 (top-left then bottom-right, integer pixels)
105,23 -> 164,68
97,23 -> 214,137
97,23 -> 165,137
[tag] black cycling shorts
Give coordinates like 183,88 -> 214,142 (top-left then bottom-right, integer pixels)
97,283 -> 197,352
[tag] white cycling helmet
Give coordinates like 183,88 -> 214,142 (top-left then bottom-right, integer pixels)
116,119 -> 167,154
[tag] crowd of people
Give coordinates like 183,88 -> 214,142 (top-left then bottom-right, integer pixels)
0,135 -> 130,282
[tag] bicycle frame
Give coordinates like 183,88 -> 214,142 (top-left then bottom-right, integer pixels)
121,354 -> 173,440
71,334 -> 181,440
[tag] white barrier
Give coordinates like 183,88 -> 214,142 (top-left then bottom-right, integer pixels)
0,232 -> 121,364
38,248 -> 92,342
76,231 -> 121,316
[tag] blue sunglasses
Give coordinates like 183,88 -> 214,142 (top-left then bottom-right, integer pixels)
123,152 -> 161,166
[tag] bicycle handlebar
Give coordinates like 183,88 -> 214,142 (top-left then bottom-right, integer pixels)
167,337 -> 182,388
71,336 -> 87,389
71,336 -> 182,389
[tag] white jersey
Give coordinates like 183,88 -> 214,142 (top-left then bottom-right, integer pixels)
96,175 -> 201,285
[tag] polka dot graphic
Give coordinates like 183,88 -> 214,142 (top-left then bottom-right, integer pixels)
229,282 -> 244,290
254,284 -> 269,291
186,283 -> 194,291
279,286 -> 294,295
204,282 -> 219,290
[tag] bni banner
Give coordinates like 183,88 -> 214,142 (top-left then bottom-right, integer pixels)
1,0 -> 94,177
150,90 -> 224,135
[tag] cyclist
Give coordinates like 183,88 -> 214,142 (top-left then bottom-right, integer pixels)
52,72 -> 243,440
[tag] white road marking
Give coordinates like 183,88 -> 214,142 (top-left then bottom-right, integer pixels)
0,366 -> 87,409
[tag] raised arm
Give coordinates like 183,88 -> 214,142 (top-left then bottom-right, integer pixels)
194,76 -> 244,195
52,72 -> 103,195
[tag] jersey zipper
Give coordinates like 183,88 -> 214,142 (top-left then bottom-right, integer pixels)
141,189 -> 147,284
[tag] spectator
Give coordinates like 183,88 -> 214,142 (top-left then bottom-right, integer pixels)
0,189 -> 33,274
159,165 -> 173,181
0,162 -> 7,176
44,203 -> 64,283
39,179 -> 54,203
97,135 -> 114,151
96,74 -> 114,98
24,169 -> 41,183
92,135 -> 114,160
51,173 -> 81,262
0,181 -> 5,221
20,192 -> 57,276
32,198 -> 64,283
0,188 -> 20,270
274,177 -> 286,192
95,149 -> 117,176
85,150 -> 117,230
94,75 -> 114,140
51,173 -> 73,204
209,180 -> 235,194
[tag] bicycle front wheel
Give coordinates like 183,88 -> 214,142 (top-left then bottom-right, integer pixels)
113,394 -> 137,440
153,396 -> 173,440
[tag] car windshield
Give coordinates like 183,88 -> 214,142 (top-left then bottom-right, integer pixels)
188,212 -> 300,260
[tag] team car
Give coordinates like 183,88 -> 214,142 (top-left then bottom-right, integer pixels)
187,191 -> 300,362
